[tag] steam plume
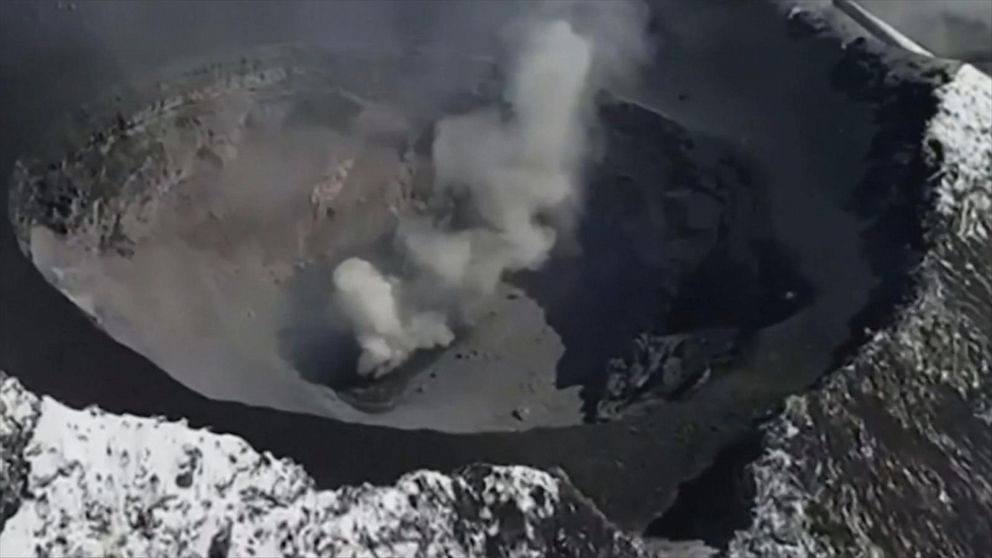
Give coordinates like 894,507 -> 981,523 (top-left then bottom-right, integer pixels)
333,8 -> 647,378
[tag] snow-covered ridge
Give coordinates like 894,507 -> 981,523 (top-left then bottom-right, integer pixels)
0,371 -> 654,558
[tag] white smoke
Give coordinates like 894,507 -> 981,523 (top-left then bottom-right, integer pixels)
333,7 -> 648,378
332,258 -> 454,375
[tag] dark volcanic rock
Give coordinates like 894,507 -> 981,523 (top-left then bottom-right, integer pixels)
596,331 -> 735,422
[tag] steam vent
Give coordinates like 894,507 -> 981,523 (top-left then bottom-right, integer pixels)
2,1 -> 990,556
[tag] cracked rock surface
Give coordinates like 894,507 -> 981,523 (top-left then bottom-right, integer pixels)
0,370 -> 665,558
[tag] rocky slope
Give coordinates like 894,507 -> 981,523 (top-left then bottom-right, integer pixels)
0,369 -> 673,558
728,57 -> 992,558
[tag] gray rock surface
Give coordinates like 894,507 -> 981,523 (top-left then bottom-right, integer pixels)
0,370 -> 669,558
729,61 -> 992,558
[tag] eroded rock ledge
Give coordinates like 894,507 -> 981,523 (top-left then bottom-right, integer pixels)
0,370 -> 667,558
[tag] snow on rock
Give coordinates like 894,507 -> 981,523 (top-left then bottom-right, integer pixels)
929,64 -> 992,240
729,60 -> 992,558
0,374 -> 40,528
0,371 -> 651,558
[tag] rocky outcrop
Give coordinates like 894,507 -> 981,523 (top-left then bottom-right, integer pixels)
596,331 -> 734,422
729,59 -> 992,558
0,371 -> 661,558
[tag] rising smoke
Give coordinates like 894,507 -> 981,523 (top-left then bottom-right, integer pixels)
333,5 -> 649,378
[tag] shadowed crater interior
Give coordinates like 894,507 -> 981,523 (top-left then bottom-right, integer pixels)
7,34 -> 921,435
